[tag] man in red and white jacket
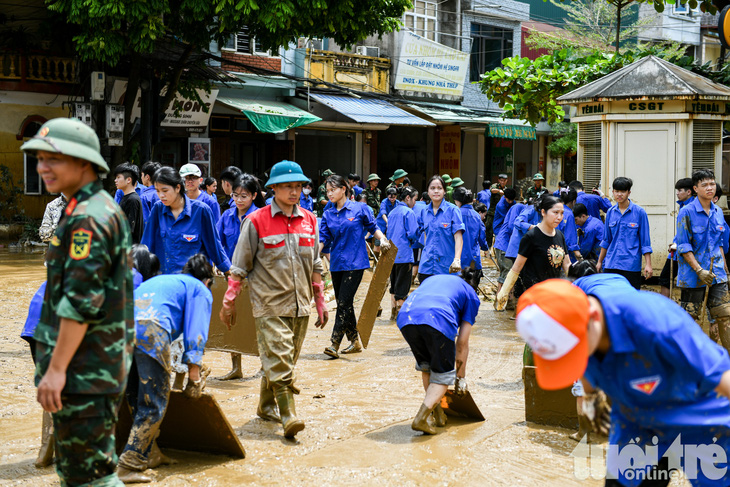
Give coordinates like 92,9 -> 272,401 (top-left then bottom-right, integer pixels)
220,160 -> 328,439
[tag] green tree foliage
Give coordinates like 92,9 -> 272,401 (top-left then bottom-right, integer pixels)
546,122 -> 577,157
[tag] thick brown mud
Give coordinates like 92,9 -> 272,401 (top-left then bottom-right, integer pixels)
0,249 -> 688,486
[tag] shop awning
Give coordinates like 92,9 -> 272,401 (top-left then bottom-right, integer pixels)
217,96 -> 321,133
486,121 -> 536,140
310,94 -> 435,126
403,103 -> 498,124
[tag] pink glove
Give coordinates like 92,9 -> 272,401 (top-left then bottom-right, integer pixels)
219,277 -> 242,329
312,281 -> 328,328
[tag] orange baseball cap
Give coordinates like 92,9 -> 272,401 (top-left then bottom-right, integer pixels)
515,279 -> 590,391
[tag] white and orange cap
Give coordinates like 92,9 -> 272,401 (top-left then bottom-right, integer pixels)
516,279 -> 590,390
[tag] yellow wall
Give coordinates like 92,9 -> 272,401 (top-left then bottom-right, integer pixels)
0,103 -> 67,219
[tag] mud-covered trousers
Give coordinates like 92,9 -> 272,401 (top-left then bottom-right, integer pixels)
119,349 -> 170,471
52,393 -> 124,486
256,316 -> 309,392
330,269 -> 364,346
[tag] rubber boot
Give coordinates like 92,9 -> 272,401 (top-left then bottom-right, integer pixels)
257,377 -> 281,423
717,317 -> 730,354
432,404 -> 447,427
34,411 -> 54,468
117,465 -> 154,484
147,441 -> 175,469
275,387 -> 305,438
411,403 -> 437,435
215,353 -> 243,381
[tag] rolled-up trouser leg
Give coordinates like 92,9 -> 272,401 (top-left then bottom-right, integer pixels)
119,350 -> 170,472
256,316 -> 309,393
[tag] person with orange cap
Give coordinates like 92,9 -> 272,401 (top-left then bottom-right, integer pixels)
516,276 -> 730,486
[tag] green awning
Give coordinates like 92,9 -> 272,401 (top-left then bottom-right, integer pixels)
217,96 -> 321,133
486,123 -> 536,140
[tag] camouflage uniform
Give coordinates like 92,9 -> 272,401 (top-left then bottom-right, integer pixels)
316,182 -> 328,217
363,187 -> 382,216
525,185 -> 548,201
34,180 -> 134,486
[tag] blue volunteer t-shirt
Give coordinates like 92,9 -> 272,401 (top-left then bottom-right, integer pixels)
386,203 -> 418,264
417,201 -> 465,275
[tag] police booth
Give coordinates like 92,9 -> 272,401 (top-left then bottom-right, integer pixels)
557,55 -> 730,268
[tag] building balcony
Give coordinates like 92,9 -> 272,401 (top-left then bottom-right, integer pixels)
294,48 -> 391,94
0,52 -> 78,84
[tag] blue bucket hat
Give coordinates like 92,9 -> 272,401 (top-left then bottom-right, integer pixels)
265,160 -> 309,188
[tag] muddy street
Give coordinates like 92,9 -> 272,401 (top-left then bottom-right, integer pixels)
0,249 -> 619,486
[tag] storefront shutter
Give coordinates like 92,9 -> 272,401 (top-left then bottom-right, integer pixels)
692,120 -> 721,172
579,122 -> 602,189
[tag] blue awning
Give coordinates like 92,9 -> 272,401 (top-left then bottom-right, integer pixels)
310,94 -> 435,126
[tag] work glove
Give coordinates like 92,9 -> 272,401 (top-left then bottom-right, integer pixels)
449,258 -> 462,273
312,281 -> 329,328
219,277 -> 242,329
379,239 -> 391,251
696,267 -> 716,286
582,389 -> 611,436
454,377 -> 468,397
495,270 -> 519,311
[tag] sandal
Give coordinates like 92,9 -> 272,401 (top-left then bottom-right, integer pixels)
324,346 -> 339,359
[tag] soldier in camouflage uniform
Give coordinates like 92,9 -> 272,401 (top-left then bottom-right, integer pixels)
363,173 -> 382,215
316,168 -> 334,217
524,173 -> 548,201
485,173 -> 509,245
385,168 -> 408,192
21,118 -> 134,487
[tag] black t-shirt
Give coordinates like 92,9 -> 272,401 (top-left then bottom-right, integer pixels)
120,191 -> 143,244
517,226 -> 568,291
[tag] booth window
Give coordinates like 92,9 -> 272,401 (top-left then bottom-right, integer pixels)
692,120 -> 721,172
579,122 -> 602,190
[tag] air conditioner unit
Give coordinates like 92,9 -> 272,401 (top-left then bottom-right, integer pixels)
356,46 -> 380,58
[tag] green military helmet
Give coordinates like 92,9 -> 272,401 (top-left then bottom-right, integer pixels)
20,117 -> 109,173
367,173 -> 381,182
265,160 -> 310,188
441,174 -> 452,184
321,168 -> 334,178
451,177 -> 465,188
392,168 -> 408,180
533,173 -> 545,180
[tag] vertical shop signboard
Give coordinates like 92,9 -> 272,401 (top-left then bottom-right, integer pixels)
439,125 -> 461,175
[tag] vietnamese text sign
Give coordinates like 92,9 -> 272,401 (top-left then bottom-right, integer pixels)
394,31 -> 469,97
439,125 -> 461,174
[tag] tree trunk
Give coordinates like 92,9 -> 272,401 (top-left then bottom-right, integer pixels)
615,2 -> 622,54
115,52 -> 142,167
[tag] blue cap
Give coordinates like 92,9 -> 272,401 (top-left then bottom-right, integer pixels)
265,160 -> 309,188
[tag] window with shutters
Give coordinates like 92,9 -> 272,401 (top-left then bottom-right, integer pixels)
579,122 -> 602,189
222,27 -> 268,55
692,121 -> 721,173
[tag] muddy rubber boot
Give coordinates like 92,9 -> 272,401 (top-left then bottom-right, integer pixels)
432,404 -> 447,427
717,317 -> 730,354
117,465 -> 154,484
215,353 -> 243,381
411,403 -> 437,435
275,387 -> 305,438
147,441 -> 175,469
34,411 -> 54,468
257,377 -> 281,423
390,306 -> 398,321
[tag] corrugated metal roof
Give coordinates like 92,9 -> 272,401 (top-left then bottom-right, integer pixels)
310,94 -> 435,126
557,56 -> 730,103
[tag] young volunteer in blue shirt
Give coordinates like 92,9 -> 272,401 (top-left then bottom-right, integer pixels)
492,187 -> 516,243
552,180 -> 568,198
377,187 -> 398,235
476,179 -> 491,208
411,193 -> 429,282
496,195 -> 571,310
114,181 -> 144,203
494,200 -> 525,292
505,200 -> 541,260
516,276 -> 730,487
416,175 -> 465,282
573,203 -> 604,260
453,187 -> 489,274
597,177 -> 652,290
140,161 -> 161,222
180,163 -> 221,224
387,186 -> 419,320
659,178 -> 695,298
559,189 -> 582,262
118,254 -> 214,482
300,180 -> 314,212
218,166 -> 243,213
348,173 -> 363,197
217,174 -> 263,260
141,167 -> 230,275
319,175 -> 389,358
569,180 -> 611,219
397,269 -> 481,435
676,169 -> 730,350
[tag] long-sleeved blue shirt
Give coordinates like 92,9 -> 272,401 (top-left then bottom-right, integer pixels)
600,200 -> 652,272
506,205 -> 540,259
492,196 -> 514,238
377,198 -> 398,234
141,197 -> 231,274
352,185 -> 363,197
320,199 -> 378,272
576,192 -> 611,219
21,281 -> 47,340
476,189 -> 491,209
217,203 -> 258,260
417,201 -> 465,275
459,204 -> 489,270
397,274 -> 480,341
140,185 -> 159,222
577,215 -> 604,258
386,202 -> 418,264
194,191 -> 221,224
114,182 -> 144,204
676,197 -> 728,288
299,193 -> 314,212
494,203 -> 525,253
668,196 -> 694,261
134,274 -> 212,368
558,205 -> 579,254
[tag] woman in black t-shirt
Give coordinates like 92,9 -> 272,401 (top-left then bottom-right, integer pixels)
495,195 -> 571,309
